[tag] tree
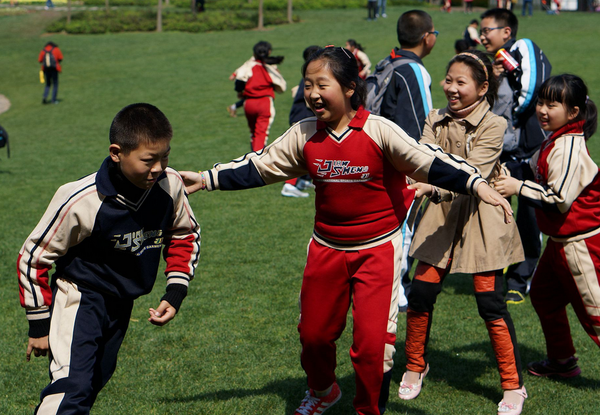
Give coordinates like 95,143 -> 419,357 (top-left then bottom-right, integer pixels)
105,0 -> 109,13
157,0 -> 163,32
191,0 -> 196,16
67,0 -> 71,24
288,0 -> 292,23
257,0 -> 264,30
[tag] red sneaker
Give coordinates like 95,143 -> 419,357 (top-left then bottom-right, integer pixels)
294,382 -> 341,415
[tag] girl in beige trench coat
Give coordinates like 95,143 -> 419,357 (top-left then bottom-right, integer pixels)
398,50 -> 527,415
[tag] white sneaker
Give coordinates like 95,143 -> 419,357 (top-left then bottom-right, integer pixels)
297,179 -> 315,190
382,13 -> 387,18
282,183 -> 309,198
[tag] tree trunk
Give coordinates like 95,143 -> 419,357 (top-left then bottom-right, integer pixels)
105,0 -> 109,13
258,0 -> 264,30
157,0 -> 163,32
287,0 -> 292,23
191,0 -> 196,16
67,0 -> 71,24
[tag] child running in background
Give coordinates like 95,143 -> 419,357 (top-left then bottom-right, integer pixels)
400,50 -> 527,415
233,41 -> 286,152
345,39 -> 371,80
496,74 -> 599,379
179,46 -> 513,415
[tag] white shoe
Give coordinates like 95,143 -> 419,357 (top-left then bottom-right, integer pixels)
297,179 -> 315,190
282,183 -> 309,198
382,13 -> 387,18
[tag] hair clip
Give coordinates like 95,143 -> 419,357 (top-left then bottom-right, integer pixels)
341,47 -> 352,60
325,44 -> 335,48
458,52 -> 488,81
586,95 -> 589,104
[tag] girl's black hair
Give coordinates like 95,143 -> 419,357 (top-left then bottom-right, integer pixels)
446,49 -> 498,108
301,46 -> 367,111
346,39 -> 364,51
45,41 -> 58,47
538,74 -> 597,140
253,41 -> 284,65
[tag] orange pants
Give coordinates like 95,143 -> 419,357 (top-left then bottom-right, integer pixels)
405,261 -> 523,390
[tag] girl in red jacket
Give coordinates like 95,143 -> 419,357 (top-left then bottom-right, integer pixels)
233,41 -> 286,152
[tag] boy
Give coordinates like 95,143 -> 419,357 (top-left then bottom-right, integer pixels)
18,103 -> 201,413
480,8 -> 551,304
371,10 -> 437,310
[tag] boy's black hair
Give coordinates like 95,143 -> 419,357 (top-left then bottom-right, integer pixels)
303,45 -> 321,62
253,41 -> 284,65
446,49 -> 498,108
109,103 -> 172,153
397,10 -> 433,49
538,74 -> 598,140
470,19 -> 479,25
454,39 -> 470,54
480,8 -> 518,39
302,46 -> 367,111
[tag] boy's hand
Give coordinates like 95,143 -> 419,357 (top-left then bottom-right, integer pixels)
27,336 -> 49,361
492,61 -> 505,78
148,300 -> 176,326
476,182 -> 513,224
495,174 -> 521,198
179,171 -> 204,194
407,182 -> 434,198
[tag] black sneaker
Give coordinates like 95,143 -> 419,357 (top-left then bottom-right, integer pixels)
527,356 -> 581,378
506,290 -> 525,304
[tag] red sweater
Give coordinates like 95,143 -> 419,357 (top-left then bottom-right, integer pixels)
38,45 -> 63,72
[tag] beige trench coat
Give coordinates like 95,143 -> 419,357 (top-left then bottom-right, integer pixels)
409,101 -> 524,274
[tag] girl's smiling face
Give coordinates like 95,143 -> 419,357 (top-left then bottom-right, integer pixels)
443,61 -> 488,111
536,98 -> 579,132
304,59 -> 355,131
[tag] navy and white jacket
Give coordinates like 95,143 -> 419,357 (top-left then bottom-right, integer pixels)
380,49 -> 433,142
18,158 -> 201,337
498,38 -> 552,161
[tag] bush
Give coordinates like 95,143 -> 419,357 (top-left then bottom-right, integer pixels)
45,9 -> 296,34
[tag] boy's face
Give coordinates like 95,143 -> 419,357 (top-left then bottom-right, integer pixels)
110,140 -> 171,189
480,17 -> 511,53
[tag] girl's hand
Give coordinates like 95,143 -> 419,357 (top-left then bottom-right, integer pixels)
408,182 -> 434,198
179,171 -> 204,194
495,174 -> 521,198
476,182 -> 513,224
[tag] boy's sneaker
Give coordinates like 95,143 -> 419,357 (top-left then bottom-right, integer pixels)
295,383 -> 341,415
282,183 -> 309,198
506,290 -> 525,304
226,104 -> 237,117
527,356 -> 581,378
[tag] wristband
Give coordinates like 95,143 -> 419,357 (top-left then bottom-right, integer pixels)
199,171 -> 206,190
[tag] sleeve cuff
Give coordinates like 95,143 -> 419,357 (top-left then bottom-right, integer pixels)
161,284 -> 188,313
29,318 -> 51,338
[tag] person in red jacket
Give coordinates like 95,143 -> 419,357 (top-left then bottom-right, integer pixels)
233,41 -> 286,152
38,41 -> 63,104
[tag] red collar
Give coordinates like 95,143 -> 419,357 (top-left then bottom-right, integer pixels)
549,120 -> 585,141
316,106 -> 370,131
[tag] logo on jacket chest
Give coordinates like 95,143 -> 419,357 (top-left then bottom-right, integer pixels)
112,228 -> 163,255
313,159 -> 370,180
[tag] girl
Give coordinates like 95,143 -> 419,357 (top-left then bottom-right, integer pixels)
345,39 -> 371,80
233,41 -> 286,152
180,46 -> 513,415
400,50 -> 527,415
496,74 -> 599,380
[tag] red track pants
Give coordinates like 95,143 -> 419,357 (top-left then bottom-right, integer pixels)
243,96 -> 275,152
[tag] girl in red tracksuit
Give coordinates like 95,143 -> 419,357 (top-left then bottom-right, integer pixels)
497,74 -> 599,380
234,41 -> 286,152
180,46 -> 514,415
38,41 -> 63,104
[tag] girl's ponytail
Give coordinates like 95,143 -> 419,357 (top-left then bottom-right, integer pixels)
583,98 -> 597,140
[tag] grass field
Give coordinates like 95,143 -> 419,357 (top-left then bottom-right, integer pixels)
1,5 -> 599,415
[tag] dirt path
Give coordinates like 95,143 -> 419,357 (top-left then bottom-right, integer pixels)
0,95 -> 11,115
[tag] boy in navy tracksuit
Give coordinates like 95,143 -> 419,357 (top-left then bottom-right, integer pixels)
18,103 -> 201,414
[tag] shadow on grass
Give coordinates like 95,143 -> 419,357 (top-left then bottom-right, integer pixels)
160,373 -> 429,414
391,340 -> 600,408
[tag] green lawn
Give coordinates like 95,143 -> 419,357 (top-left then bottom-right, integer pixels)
1,6 -> 599,415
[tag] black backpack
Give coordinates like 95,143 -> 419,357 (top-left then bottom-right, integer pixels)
0,124 -> 9,158
43,47 -> 57,70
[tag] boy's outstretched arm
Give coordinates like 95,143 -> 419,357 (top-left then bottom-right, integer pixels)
180,171 -> 204,194
26,336 -> 49,361
148,300 -> 177,326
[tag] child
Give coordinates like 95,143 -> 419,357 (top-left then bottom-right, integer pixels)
18,103 -> 201,413
345,39 -> 372,80
480,8 -> 552,304
38,41 -> 63,104
496,74 -> 599,379
399,50 -> 527,415
233,41 -> 286,152
180,46 -> 513,415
